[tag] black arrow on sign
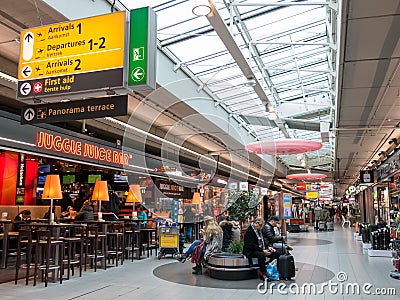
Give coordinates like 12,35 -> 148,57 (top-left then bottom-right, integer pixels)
25,33 -> 33,43
25,109 -> 34,120
21,84 -> 30,94
22,67 -> 31,77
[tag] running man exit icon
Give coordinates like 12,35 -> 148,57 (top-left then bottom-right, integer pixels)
133,47 -> 144,61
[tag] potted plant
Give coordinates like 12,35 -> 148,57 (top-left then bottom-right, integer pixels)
225,190 -> 261,228
227,240 -> 244,254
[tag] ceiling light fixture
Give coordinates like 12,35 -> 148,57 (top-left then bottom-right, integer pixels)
267,111 -> 278,120
243,78 -> 256,87
192,0 -> 212,16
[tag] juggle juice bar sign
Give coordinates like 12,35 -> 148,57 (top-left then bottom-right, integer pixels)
36,131 -> 131,166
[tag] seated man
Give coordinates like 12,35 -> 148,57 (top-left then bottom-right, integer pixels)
13,210 -> 31,231
262,216 -> 293,253
243,217 -> 278,281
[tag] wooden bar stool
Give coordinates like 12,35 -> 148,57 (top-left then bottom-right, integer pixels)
14,228 -> 35,285
60,226 -> 84,279
123,222 -> 139,261
34,230 -> 64,287
106,222 -> 124,267
85,224 -> 107,272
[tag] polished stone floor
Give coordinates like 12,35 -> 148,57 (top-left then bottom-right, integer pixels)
0,224 -> 398,300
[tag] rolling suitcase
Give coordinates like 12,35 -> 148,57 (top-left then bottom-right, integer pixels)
326,221 -> 334,231
361,228 -> 370,243
318,221 -> 326,231
289,224 -> 300,233
278,240 -> 295,280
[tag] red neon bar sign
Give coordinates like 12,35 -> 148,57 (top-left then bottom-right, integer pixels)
36,131 -> 131,165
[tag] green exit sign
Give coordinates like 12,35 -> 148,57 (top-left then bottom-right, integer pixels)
128,7 -> 157,91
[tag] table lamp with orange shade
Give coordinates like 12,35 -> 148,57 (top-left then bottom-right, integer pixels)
126,184 -> 142,218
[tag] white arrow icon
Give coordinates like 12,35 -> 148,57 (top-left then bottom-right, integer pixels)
131,67 -> 145,81
24,108 -> 35,121
22,31 -> 34,61
20,82 -> 31,96
21,66 -> 32,78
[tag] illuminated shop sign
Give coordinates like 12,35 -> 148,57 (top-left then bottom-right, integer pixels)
36,131 -> 131,165
155,179 -> 185,198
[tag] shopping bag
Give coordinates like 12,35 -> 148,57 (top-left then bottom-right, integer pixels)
266,260 -> 279,281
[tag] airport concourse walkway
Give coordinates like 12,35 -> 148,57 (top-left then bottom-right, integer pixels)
0,224 -> 398,300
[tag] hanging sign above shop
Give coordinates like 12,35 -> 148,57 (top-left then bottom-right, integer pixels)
306,191 -> 319,199
17,11 -> 126,100
360,170 -> 374,184
128,7 -> 157,91
21,95 -> 128,124
154,179 -> 185,198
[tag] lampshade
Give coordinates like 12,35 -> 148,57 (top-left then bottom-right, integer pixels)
126,184 -> 142,203
91,181 -> 109,201
42,175 -> 62,199
192,0 -> 211,16
192,192 -> 201,204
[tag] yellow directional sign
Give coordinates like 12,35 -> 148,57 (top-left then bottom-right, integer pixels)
306,191 -> 319,199
18,11 -> 125,80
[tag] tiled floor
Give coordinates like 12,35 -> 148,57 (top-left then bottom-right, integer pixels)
0,224 -> 398,300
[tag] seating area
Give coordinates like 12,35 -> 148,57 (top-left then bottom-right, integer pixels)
204,252 -> 263,280
0,219 -> 158,287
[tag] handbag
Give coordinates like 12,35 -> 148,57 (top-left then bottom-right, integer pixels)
266,259 -> 279,281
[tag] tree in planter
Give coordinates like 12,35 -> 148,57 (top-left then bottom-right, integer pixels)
226,190 -> 261,226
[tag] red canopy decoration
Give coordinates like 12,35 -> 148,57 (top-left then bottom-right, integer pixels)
245,139 -> 323,155
286,173 -> 327,180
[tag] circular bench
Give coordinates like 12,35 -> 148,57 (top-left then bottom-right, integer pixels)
204,252 -> 260,280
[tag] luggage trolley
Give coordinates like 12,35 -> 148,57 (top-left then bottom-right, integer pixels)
158,225 -> 180,259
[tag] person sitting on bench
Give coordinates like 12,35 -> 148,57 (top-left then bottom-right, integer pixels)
243,217 -> 278,281
262,216 -> 293,253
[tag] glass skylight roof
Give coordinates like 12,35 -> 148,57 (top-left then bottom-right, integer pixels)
122,0 -> 338,174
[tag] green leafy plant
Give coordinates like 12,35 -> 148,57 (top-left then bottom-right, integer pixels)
227,241 -> 244,254
226,190 -> 260,224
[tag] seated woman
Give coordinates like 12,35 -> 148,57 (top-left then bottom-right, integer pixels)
135,205 -> 147,229
177,216 -> 223,275
75,200 -> 94,221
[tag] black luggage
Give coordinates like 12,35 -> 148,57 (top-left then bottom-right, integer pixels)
318,221 -> 326,231
361,228 -> 370,243
279,252 -> 295,280
289,224 -> 300,233
326,221 -> 334,231
278,240 -> 295,280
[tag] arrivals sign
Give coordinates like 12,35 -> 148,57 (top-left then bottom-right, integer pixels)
21,95 -> 128,124
128,7 -> 157,91
17,11 -> 126,99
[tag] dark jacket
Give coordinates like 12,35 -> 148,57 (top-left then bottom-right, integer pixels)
262,222 -> 283,246
243,225 -> 263,258
219,220 -> 233,252
183,207 -> 195,223
75,201 -> 94,221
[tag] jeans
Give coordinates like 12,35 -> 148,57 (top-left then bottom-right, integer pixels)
185,240 -> 206,256
184,224 -> 193,242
